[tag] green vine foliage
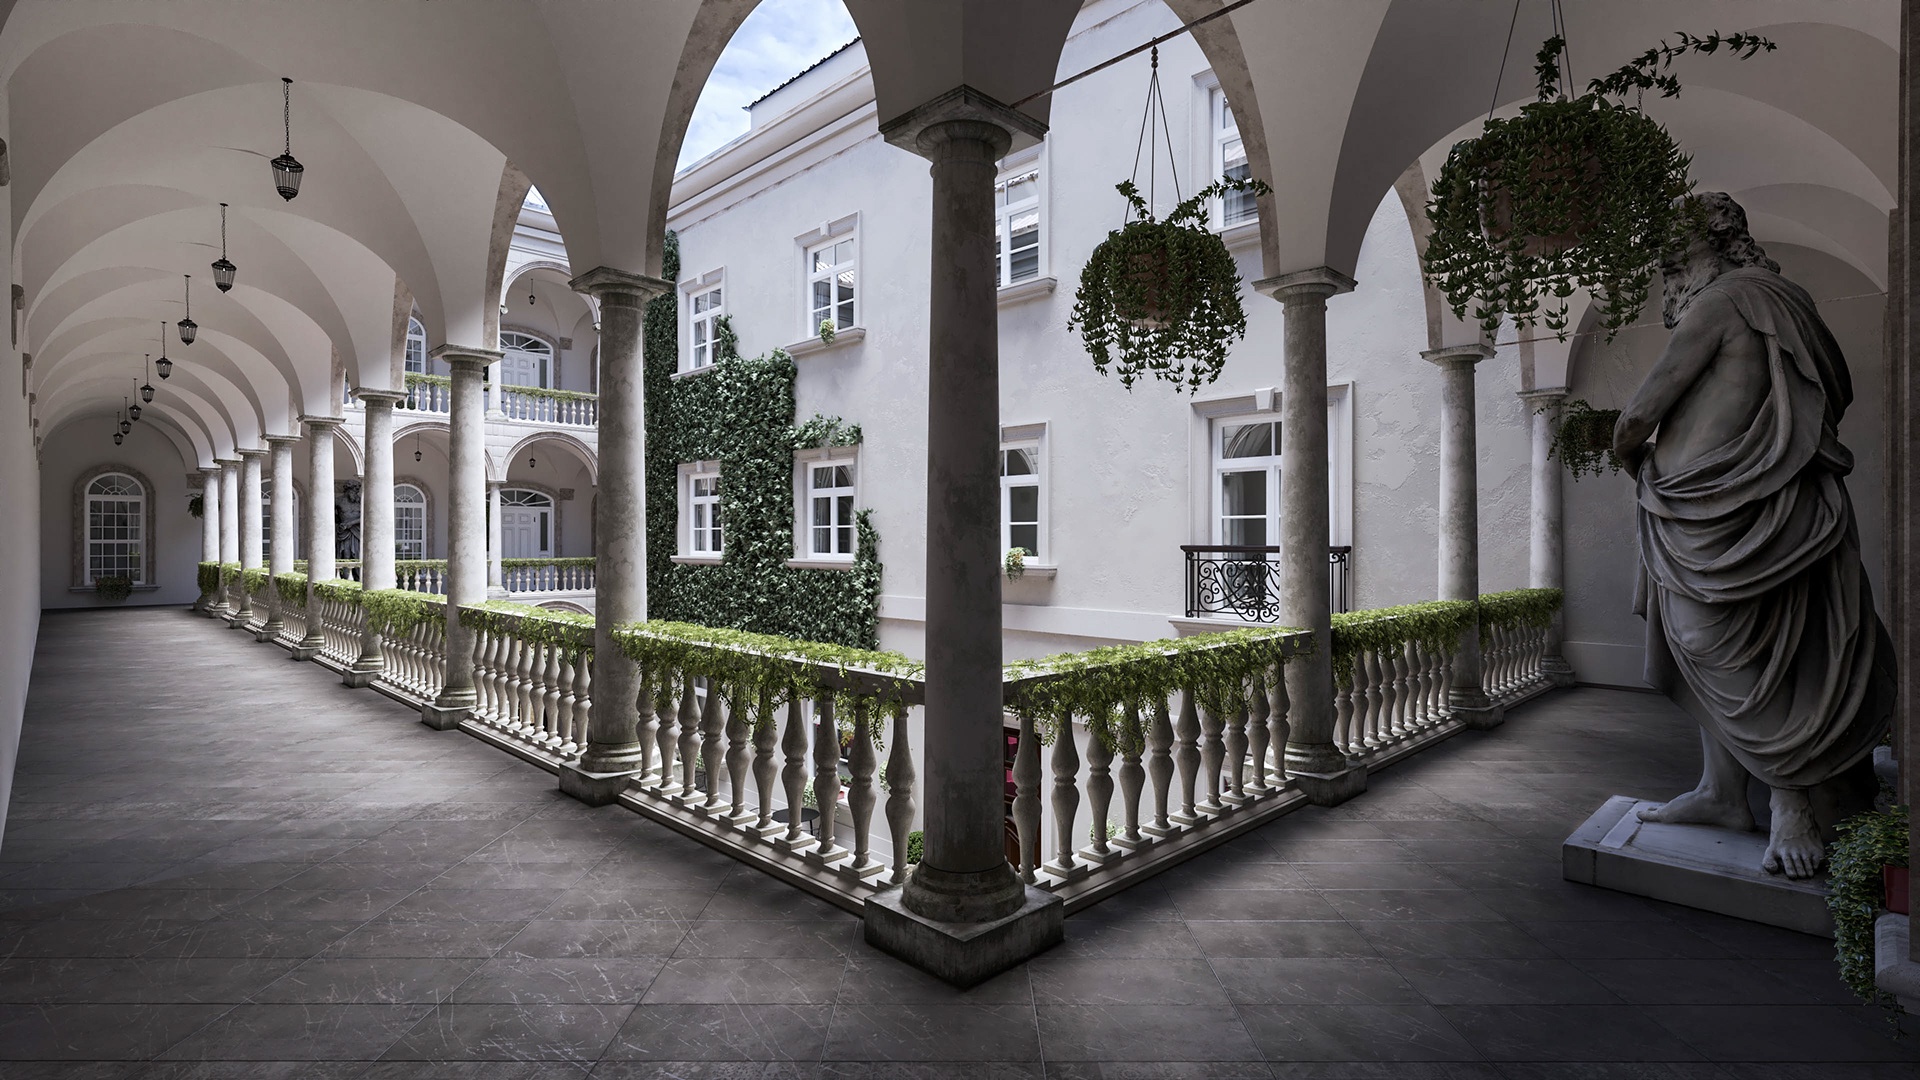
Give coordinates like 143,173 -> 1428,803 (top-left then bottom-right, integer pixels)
1827,804 -> 1909,1019
614,619 -> 921,729
1005,626 -> 1305,752
361,589 -> 446,637
1423,33 -> 1772,340
644,232 -> 884,649
311,578 -> 364,606
94,576 -> 133,602
218,561 -> 242,590
464,600 -> 595,654
1549,399 -> 1625,479
274,572 -> 309,609
187,493 -> 204,519
1330,601 -> 1477,689
1070,177 -> 1271,393
197,561 -> 221,595
502,557 -> 596,571
241,567 -> 270,596
1477,588 -> 1563,645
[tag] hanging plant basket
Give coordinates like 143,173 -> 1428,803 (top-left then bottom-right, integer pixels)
1547,399 -> 1623,479
94,576 -> 134,602
187,492 -> 204,519
1072,177 -> 1269,393
1423,32 -> 1774,340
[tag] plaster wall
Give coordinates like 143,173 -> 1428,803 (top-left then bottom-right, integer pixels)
38,417 -> 197,610
0,139 -> 32,846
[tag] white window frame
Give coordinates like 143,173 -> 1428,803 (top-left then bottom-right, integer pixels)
1186,385 -> 1355,551
1210,87 -> 1256,230
404,315 -> 428,374
681,268 -> 726,374
500,487 -> 555,559
994,147 -> 1045,288
792,445 -> 859,565
678,461 -> 723,558
84,472 -> 146,585
1000,422 -> 1048,565
1210,415 -> 1283,548
797,214 -> 859,339
395,483 -> 428,560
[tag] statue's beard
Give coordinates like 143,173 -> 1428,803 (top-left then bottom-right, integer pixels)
1662,259 -> 1722,329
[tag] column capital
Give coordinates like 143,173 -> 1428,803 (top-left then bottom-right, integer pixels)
353,387 -> 408,407
879,85 -> 1044,160
568,266 -> 670,303
298,414 -> 347,429
214,457 -> 240,467
1421,343 -> 1495,368
1254,267 -> 1358,303
1518,385 -> 1570,406
486,478 -> 505,491
199,465 -> 222,478
236,446 -> 269,459
430,344 -> 504,371
263,434 -> 301,448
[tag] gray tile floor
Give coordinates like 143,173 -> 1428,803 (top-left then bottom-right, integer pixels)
0,607 -> 1912,1078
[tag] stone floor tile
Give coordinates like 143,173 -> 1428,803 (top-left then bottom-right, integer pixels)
380,1003 -> 633,1062
1346,921 -> 1557,961
641,958 -> 845,1004
316,918 -> 528,959
1050,920 -> 1203,960
1209,958 -> 1422,1006
1169,890 -> 1342,923
833,945 -> 1030,1005
130,1062 -> 372,1079
1646,1005 -> 1914,1062
540,887 -> 716,923
251,956 -> 485,1003
1182,922 -> 1377,960
1314,890 -> 1506,924
361,1063 -> 590,1079
1045,1064 -> 1277,1080
1027,956 -> 1227,1006
1514,920 -> 1732,961
0,918 -> 199,958
671,922 -> 855,961
1569,959 -> 1830,1007
602,1003 -> 832,1061
378,888 -> 560,924
275,861 -> 453,892
0,1002 -> 231,1060
1235,1005 -> 1483,1062
139,919 -> 361,960
452,958 -> 670,1005
588,1062 -> 770,1078
502,920 -> 691,960
222,889 -> 411,924
1391,957 -> 1624,1005
1437,1004 -> 1704,1061
826,1003 -> 1041,1061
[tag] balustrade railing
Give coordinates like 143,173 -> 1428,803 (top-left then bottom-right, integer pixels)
503,558 -> 595,595
1183,545 -> 1352,621
401,373 -> 451,414
396,560 -> 449,596
465,605 -> 596,761
313,582 -> 366,668
273,573 -> 310,648
499,386 -> 597,426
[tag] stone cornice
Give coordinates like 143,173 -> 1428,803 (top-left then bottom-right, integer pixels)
263,434 -> 301,446
1517,386 -> 1571,404
352,387 -> 409,405
1254,267 -> 1358,302
236,447 -> 269,458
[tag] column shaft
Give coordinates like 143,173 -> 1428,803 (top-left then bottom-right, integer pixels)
1426,345 -> 1499,726
200,467 -> 223,614
304,419 -> 340,585
239,451 -> 266,572
263,437 -> 297,636
431,351 -> 495,718
351,391 -> 404,677
1521,388 -> 1575,684
487,482 -> 505,596
218,461 -> 239,565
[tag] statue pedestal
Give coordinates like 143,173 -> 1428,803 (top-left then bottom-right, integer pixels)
1563,795 -> 1832,938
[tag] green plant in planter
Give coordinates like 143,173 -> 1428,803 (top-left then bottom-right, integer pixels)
1424,32 -> 1774,340
94,576 -> 133,602
197,562 -> 221,596
1070,176 -> 1271,393
817,318 -> 836,346
1004,548 -> 1027,581
1828,803 -> 1909,1021
1548,399 -> 1625,479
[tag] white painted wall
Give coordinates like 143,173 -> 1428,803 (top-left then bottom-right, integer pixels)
0,117 -> 34,845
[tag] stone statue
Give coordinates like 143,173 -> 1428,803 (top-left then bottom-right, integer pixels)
1613,192 -> 1893,880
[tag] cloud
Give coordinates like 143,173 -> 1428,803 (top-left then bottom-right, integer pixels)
678,0 -> 860,169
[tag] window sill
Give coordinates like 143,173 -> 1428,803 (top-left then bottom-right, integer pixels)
69,584 -> 160,594
783,327 -> 866,359
998,277 -> 1056,306
1004,564 -> 1057,580
785,557 -> 856,571
1220,220 -> 1260,251
670,554 -> 724,566
671,365 -> 718,381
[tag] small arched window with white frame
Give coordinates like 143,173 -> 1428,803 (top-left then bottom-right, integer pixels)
85,472 -> 146,584
395,483 -> 427,560
405,315 -> 428,374
498,331 -> 554,389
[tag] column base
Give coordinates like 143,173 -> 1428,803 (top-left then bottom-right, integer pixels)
1290,763 -> 1369,806
253,623 -> 282,643
420,701 -> 471,731
558,761 -> 644,806
485,586 -> 510,601
864,882 -> 1063,988
205,604 -> 228,619
342,664 -> 381,689
289,643 -> 320,661
1541,655 -> 1576,688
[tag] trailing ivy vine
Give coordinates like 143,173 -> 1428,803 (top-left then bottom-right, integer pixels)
94,576 -> 133,602
1548,400 -> 1625,479
275,572 -> 308,609
241,567 -> 270,596
218,561 -> 242,591
361,589 -> 446,636
1827,804 -> 1909,1023
465,600 -> 595,653
643,231 -> 884,649
311,578 -> 363,606
198,561 -> 221,596
1330,601 -> 1476,689
1478,588 -> 1563,644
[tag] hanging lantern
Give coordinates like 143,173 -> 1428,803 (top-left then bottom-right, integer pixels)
118,403 -> 131,435
211,203 -> 237,292
128,401 -> 142,422
177,275 -> 197,344
113,431 -> 124,446
155,322 -> 173,379
271,78 -> 304,201
141,354 -> 156,403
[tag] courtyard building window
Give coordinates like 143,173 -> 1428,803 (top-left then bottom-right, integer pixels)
85,473 -> 144,584
995,165 -> 1041,287
688,282 -> 724,371
500,488 -> 553,558
499,330 -> 553,389
685,464 -> 722,555
395,483 -> 427,560
1213,88 -> 1256,228
261,483 -> 299,562
404,316 -> 427,374
807,236 -> 856,335
807,457 -> 856,559
1001,443 -> 1041,560
1215,417 -> 1280,547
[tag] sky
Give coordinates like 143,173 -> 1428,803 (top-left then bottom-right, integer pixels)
677,0 -> 860,170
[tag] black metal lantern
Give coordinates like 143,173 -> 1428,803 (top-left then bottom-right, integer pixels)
141,354 -> 155,403
118,399 -> 131,436
128,401 -> 142,422
413,434 -> 422,463
271,78 -> 304,201
113,431 -> 124,446
177,275 -> 197,344
155,322 -> 172,379
211,203 -> 236,292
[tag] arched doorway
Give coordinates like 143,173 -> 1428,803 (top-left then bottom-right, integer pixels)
500,488 -> 554,560
499,331 -> 553,390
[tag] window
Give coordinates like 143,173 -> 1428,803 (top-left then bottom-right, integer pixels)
1212,88 -> 1256,228
1214,418 -> 1281,547
687,278 -> 725,372
85,473 -> 145,584
1001,444 -> 1041,559
994,166 -> 1041,287
395,483 -> 427,560
500,488 -> 553,559
522,186 -> 550,214
498,331 -> 553,389
807,236 -> 856,335
404,316 -> 427,374
805,457 -> 857,558
683,464 -> 722,555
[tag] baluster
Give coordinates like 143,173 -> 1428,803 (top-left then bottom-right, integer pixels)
1397,641 -> 1418,734
1196,692 -> 1225,815
812,696 -> 846,861
556,651 -> 578,750
845,698 -> 878,875
1362,648 -> 1385,749
1082,716 -> 1115,863
884,705 -> 916,884
725,688 -> 757,824
480,629 -> 504,723
1223,685 -> 1249,805
1172,688 -> 1201,825
542,644 -> 564,746
1144,696 -> 1174,836
678,675 -> 702,796
1267,664 -> 1292,782
1332,659 -> 1356,757
508,636 -> 533,735
780,697 -> 813,850
1012,711 -> 1041,883
1385,643 -> 1408,739
750,691 -> 780,837
1247,672 -> 1273,795
1049,708 -> 1082,876
567,653 -> 592,755
1115,702 -> 1146,847
699,681 -> 726,812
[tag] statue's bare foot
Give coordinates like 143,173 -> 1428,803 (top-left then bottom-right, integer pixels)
1637,787 -> 1754,831
1762,787 -> 1825,880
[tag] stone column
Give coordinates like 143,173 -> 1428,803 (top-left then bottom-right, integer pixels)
235,448 -> 267,629
1424,344 -> 1502,729
260,436 -> 298,640
864,88 -> 1062,988
560,267 -> 667,803
216,458 -> 242,624
423,347 -> 501,730
346,388 -> 405,686
200,466 -> 225,616
294,416 -> 344,660
487,481 -> 506,598
1255,268 -> 1365,805
1519,387 -> 1576,685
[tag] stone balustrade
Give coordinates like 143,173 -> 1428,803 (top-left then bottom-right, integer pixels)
503,558 -> 595,595
401,373 -> 451,415
396,560 -> 449,595
272,572 -> 310,648
499,386 -> 597,426
313,582 -> 367,668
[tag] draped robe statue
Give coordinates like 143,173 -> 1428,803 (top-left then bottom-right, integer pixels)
1613,192 -> 1893,880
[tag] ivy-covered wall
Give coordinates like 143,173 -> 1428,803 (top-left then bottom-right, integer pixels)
643,232 -> 884,649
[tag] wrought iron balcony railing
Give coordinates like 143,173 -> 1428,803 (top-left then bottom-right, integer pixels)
1182,544 -> 1352,621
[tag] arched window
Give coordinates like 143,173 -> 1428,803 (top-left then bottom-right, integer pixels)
499,331 -> 553,389
500,488 -> 554,558
405,316 -> 428,374
395,483 -> 427,560
85,473 -> 146,584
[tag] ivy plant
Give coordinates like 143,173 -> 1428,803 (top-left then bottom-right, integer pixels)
1477,588 -> 1563,644
1070,177 -> 1270,393
218,561 -> 242,591
197,561 -> 221,596
464,600 -> 595,653
1330,601 -> 1476,690
94,576 -> 133,602
361,589 -> 446,636
274,571 -> 309,609
643,233 -> 884,650
187,493 -> 204,519
311,578 -> 363,606
241,567 -> 270,596
1827,804 -> 1909,1022
1004,548 -> 1026,581
1423,32 -> 1774,339
1548,399 -> 1625,479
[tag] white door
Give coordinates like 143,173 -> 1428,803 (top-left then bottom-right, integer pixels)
500,489 -> 553,559
499,331 -> 551,389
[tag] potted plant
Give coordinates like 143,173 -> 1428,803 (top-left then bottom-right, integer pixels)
1004,547 -> 1027,581
94,576 -> 134,602
817,318 -> 835,346
1546,399 -> 1624,479
1071,176 -> 1270,393
1423,32 -> 1774,340
1828,804 -> 1909,1017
